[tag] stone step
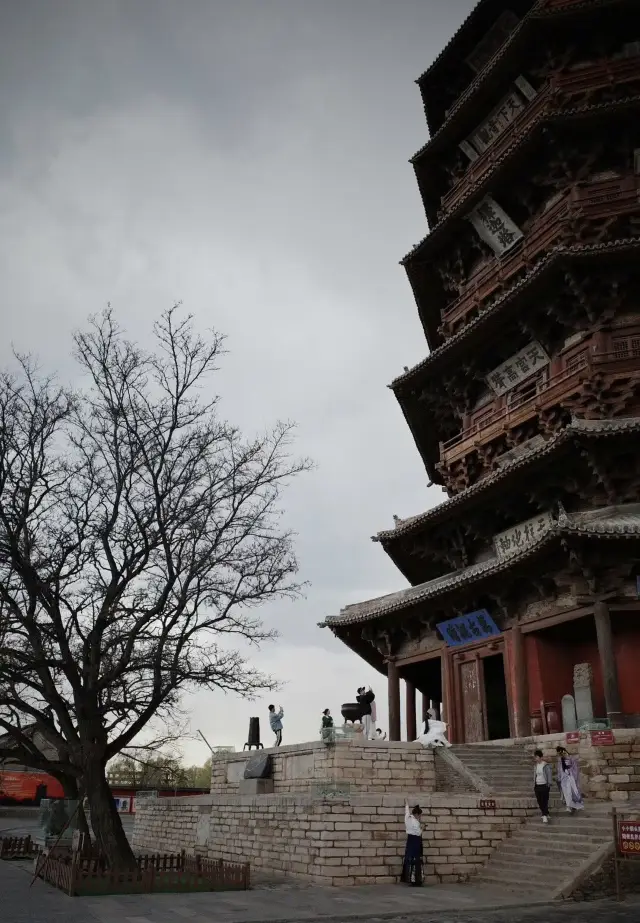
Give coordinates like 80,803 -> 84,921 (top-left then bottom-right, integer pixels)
517,832 -> 610,848
487,845 -> 598,864
477,873 -> 548,893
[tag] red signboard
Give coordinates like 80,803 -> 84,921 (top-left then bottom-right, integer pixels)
591,730 -> 615,746
479,799 -> 496,810
0,770 -> 64,803
565,731 -> 580,744
619,820 -> 640,855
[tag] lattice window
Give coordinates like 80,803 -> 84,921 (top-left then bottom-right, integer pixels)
565,350 -> 587,373
612,336 -> 640,359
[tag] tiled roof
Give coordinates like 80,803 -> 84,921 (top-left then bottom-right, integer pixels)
416,2 -> 535,138
373,417 -> 640,542
390,239 -> 640,390
321,502 -> 640,628
416,0 -> 490,83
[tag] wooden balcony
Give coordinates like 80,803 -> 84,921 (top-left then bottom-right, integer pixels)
439,349 -> 640,468
440,173 -> 640,337
440,55 -> 640,217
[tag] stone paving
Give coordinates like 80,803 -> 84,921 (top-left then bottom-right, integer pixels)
1,857 -> 640,923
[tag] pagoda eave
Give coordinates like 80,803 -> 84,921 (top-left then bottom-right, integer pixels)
416,0 -> 536,137
392,238 -> 640,395
374,419 -> 640,583
415,92 -> 640,231
324,507 -> 640,630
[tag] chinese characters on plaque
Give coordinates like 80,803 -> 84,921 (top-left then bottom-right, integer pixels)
468,197 -> 523,256
436,610 -> 501,648
459,76 -> 537,162
485,341 -> 550,397
493,512 -> 553,559
618,820 -> 640,854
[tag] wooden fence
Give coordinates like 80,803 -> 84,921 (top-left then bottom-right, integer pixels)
35,850 -> 250,896
0,835 -> 40,860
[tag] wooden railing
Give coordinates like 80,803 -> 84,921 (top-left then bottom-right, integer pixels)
439,349 -> 640,466
440,173 -> 640,336
440,55 -> 640,216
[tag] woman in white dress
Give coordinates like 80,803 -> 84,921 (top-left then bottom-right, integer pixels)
417,710 -> 451,748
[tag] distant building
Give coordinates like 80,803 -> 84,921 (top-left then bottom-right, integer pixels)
322,0 -> 640,742
0,724 -> 64,804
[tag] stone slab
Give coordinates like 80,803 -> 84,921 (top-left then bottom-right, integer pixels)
238,779 -> 274,795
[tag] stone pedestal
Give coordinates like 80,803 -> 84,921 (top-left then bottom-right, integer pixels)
34,798 -> 78,850
573,662 -> 595,725
238,778 -> 274,796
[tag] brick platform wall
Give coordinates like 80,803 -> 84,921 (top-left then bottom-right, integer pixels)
133,795 -> 213,854
210,740 -> 436,795
133,792 -> 537,886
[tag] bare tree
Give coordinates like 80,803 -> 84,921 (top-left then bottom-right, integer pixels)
0,308 -> 310,866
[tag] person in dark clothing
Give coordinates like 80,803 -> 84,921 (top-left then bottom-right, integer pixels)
356,686 -> 375,740
321,708 -> 334,742
400,802 -> 423,886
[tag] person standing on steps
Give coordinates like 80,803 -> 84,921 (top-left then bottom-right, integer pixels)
400,802 -> 423,886
533,749 -> 552,823
268,704 -> 284,747
556,746 -> 584,813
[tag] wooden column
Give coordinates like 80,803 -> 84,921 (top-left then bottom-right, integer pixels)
511,623 -> 530,739
406,681 -> 417,741
387,660 -> 401,741
441,651 -> 451,734
594,600 -> 623,726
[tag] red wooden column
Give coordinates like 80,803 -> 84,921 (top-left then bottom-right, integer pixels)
387,660 -> 401,741
594,600 -> 623,727
441,650 -> 453,741
511,623 -> 530,738
405,681 -> 417,741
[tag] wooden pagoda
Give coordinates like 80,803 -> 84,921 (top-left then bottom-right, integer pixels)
322,0 -> 640,743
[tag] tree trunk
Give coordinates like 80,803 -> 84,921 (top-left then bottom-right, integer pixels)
84,760 -> 136,869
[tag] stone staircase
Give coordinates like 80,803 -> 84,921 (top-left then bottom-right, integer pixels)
450,743 -> 617,898
450,744 -> 532,796
475,801 -> 614,897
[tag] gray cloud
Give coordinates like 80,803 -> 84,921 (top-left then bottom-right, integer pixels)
1,0 -> 474,753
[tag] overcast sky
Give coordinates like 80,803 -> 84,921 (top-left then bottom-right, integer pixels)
1,0 -> 476,761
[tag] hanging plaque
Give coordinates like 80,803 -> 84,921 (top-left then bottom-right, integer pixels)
494,512 -> 553,559
437,610 -> 501,648
467,89 -> 526,155
468,197 -> 523,255
485,342 -> 550,396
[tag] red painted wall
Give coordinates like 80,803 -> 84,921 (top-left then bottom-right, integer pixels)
522,613 -> 640,725
614,621 -> 640,714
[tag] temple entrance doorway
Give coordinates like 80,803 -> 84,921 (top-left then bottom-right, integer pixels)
453,645 -> 512,743
483,653 -> 510,740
